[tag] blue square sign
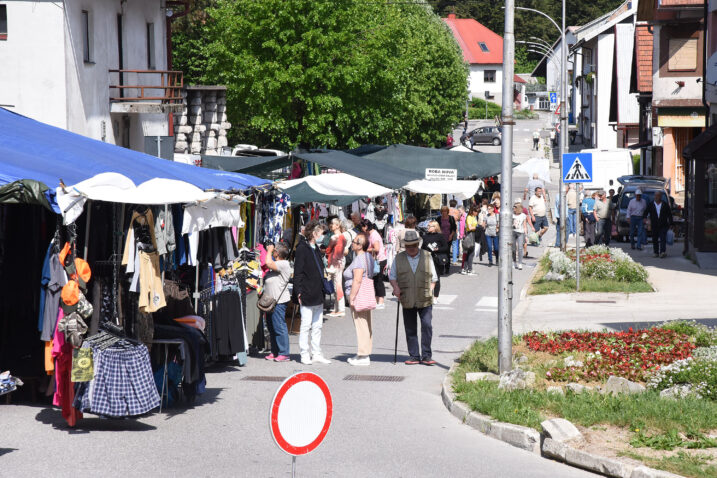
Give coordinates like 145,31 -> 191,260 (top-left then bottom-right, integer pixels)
562,153 -> 592,183
549,92 -> 558,104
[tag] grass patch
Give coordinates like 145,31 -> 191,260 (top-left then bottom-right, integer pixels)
620,450 -> 717,478
529,263 -> 653,295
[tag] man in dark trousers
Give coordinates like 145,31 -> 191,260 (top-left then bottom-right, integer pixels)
389,231 -> 438,365
645,191 -> 673,258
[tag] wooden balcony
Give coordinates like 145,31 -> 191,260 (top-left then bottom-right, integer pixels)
109,69 -> 184,114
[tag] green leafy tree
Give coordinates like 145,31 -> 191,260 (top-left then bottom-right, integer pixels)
172,0 -> 467,150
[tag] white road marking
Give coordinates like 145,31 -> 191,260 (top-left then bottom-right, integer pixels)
475,296 -> 498,308
434,294 -> 457,305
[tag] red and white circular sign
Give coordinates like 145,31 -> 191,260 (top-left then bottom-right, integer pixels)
269,372 -> 333,456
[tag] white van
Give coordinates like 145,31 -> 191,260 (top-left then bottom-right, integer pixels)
578,148 -> 634,193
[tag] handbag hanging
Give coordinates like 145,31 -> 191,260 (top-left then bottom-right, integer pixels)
462,232 -> 475,250
257,275 -> 290,313
310,248 -> 335,295
353,255 -> 377,312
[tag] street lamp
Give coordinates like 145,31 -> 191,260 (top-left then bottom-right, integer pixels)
515,4 -> 568,251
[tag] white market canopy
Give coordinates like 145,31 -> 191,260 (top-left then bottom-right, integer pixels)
403,179 -> 483,200
276,172 -> 393,205
57,172 -> 245,226
514,158 -> 552,184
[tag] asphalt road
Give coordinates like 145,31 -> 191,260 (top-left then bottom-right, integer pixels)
1,117 -> 594,477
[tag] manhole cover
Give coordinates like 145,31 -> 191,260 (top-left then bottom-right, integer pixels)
241,376 -> 285,382
343,375 -> 405,382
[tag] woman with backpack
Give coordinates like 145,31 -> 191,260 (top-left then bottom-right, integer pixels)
262,243 -> 293,362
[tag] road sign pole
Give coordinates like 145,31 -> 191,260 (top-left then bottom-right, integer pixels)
559,0 -> 568,252
292,456 -> 296,478
498,0 -> 515,374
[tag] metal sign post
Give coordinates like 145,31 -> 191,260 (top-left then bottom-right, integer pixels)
562,153 -> 593,292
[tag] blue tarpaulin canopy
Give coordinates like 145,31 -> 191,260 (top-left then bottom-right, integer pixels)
0,108 -> 269,211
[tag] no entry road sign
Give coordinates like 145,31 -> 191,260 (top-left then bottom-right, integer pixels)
270,372 -> 333,457
562,153 -> 593,183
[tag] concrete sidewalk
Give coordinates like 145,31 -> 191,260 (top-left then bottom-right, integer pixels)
513,239 -> 717,333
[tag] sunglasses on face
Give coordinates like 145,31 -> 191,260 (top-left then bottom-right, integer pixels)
352,240 -> 361,245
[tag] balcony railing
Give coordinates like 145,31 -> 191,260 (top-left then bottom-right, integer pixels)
109,69 -> 183,104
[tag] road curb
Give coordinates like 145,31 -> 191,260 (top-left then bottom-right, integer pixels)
519,249 -> 546,301
441,362 -> 686,478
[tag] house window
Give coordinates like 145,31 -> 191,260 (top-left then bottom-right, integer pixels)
81,10 -> 92,63
478,42 -> 489,53
484,69 -> 496,83
0,5 -> 7,40
668,38 -> 697,71
146,22 -> 155,70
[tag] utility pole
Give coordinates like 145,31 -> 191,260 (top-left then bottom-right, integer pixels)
559,0 -> 568,251
498,0 -> 515,374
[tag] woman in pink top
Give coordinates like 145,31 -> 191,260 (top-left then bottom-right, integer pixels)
360,219 -> 387,309
325,218 -> 347,317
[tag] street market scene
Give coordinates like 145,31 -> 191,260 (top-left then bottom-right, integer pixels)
2,0 -> 717,477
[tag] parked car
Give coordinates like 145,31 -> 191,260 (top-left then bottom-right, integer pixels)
615,179 -> 674,242
462,126 -> 502,147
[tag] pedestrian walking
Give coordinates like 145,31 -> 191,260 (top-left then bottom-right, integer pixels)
438,206 -> 457,274
593,190 -> 611,245
524,173 -> 545,201
529,187 -> 549,244
397,215 -> 419,253
343,233 -> 375,366
482,203 -> 499,266
512,200 -> 528,270
448,200 -> 462,264
325,218 -> 346,317
627,189 -> 647,250
421,221 -> 449,297
581,191 -> 597,247
293,220 -> 331,365
461,206 -> 478,275
517,198 -> 532,258
389,230 -> 438,366
262,243 -> 292,363
360,219 -> 387,310
532,130 -> 540,150
566,185 -> 577,237
645,191 -> 673,258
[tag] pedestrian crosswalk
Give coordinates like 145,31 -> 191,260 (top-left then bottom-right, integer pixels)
475,296 -> 498,311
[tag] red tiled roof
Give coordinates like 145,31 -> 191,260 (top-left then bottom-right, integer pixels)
443,14 -> 503,64
514,75 -> 526,84
636,25 -> 653,93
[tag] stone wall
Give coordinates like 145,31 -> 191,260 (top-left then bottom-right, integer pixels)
173,87 -> 231,155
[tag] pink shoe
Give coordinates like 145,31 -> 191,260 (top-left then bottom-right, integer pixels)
265,354 -> 276,361
274,355 -> 290,362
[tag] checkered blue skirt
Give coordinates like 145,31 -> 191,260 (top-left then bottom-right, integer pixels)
90,344 -> 160,417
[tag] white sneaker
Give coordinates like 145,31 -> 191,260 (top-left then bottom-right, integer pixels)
300,355 -> 312,365
460,269 -> 467,275
375,303 -> 385,310
312,355 -> 332,364
348,356 -> 370,366
518,264 -> 523,270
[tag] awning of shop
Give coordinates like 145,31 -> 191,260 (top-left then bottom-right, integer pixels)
627,140 -> 652,150
403,179 -> 483,200
351,144 -> 503,179
0,108 -> 270,212
513,158 -> 552,184
657,108 -> 706,128
201,154 -> 292,177
683,123 -> 717,160
276,173 -> 392,205
291,150 -> 424,189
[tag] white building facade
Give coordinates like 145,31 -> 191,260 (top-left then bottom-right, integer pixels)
0,0 -> 180,154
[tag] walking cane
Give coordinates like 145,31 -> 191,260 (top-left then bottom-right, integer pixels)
393,300 -> 401,364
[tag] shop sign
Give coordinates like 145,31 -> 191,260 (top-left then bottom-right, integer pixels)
425,168 -> 457,181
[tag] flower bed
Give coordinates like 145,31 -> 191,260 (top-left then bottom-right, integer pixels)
541,245 -> 648,282
523,328 -> 696,382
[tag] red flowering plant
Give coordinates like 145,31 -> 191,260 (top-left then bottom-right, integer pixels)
523,328 -> 695,382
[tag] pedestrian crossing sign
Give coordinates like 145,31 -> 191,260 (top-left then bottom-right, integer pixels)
562,153 -> 592,183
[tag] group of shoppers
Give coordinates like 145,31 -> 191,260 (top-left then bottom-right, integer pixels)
260,209 -> 439,368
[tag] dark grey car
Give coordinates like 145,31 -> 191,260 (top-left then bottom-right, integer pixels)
465,126 -> 502,147
615,182 -> 674,241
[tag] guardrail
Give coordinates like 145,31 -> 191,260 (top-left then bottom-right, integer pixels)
109,69 -> 183,104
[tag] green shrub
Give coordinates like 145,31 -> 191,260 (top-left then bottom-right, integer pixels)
661,321 -> 717,347
515,109 -> 539,120
468,98 -> 501,119
647,358 -> 717,401
614,260 -> 649,282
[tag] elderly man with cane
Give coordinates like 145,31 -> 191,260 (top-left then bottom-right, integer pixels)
389,230 -> 438,365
